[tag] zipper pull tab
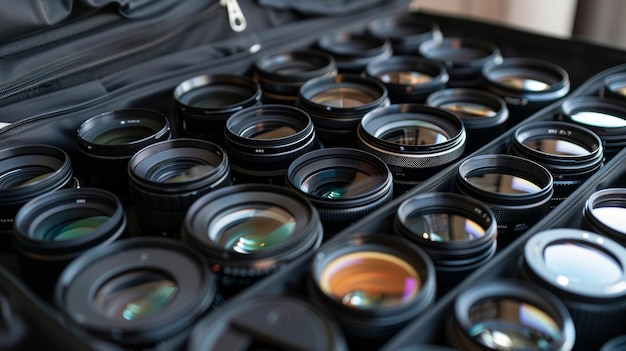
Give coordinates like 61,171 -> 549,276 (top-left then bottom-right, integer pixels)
221,0 -> 247,32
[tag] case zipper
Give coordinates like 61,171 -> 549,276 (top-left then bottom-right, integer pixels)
221,0 -> 247,32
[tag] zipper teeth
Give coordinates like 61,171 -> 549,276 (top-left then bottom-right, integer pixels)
0,1 -> 221,101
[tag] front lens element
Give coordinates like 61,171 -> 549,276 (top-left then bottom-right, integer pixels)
404,212 -> 486,242
45,215 -> 110,241
300,168 -> 383,200
569,111 -> 626,128
497,77 -> 551,92
465,172 -> 543,195
544,241 -> 622,287
440,102 -> 497,118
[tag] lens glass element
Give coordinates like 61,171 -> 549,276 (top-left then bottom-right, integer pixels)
94,269 -> 178,321
496,77 -> 550,91
209,205 -> 296,254
468,297 -> 562,350
311,87 -> 377,108
570,111 -> 626,128
44,215 -> 110,241
319,251 -> 420,309
440,102 -> 497,118
154,164 -> 216,184
591,207 -> 626,234
91,126 -> 157,145
523,138 -> 591,157
377,121 -> 449,145
240,122 -> 299,140
543,241 -> 623,287
378,71 -> 434,85
466,173 -> 542,195
300,168 -> 382,199
404,212 -> 486,242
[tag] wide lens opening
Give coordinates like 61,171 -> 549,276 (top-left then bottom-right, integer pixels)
209,204 -> 296,254
311,87 -> 378,108
404,211 -> 487,242
375,120 -> 450,145
467,297 -> 562,350
319,251 -> 421,309
93,269 -> 178,321
299,167 -> 383,199
465,172 -> 543,195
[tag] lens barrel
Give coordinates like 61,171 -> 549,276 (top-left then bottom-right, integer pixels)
173,74 -> 261,146
356,103 -> 466,195
481,57 -> 570,127
419,37 -> 502,88
297,74 -> 390,148
520,228 -> 626,350
308,232 -> 436,346
13,187 -> 127,301
510,121 -> 604,206
455,154 -> 553,248
76,109 -> 171,200
366,56 -> 449,104
54,237 -> 216,348
0,144 -> 74,246
448,279 -> 576,351
224,104 -> 317,186
127,138 -> 231,237
187,294 -> 349,351
426,88 -> 509,154
254,49 -> 337,105
286,147 -> 393,237
581,188 -> 626,247
560,96 -> 626,161
317,30 -> 392,74
367,14 -> 443,55
393,192 -> 497,296
180,184 -> 323,301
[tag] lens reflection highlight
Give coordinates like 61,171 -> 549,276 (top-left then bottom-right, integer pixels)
523,138 -> 591,157
311,87 -> 376,108
497,77 -> 550,92
466,173 -> 542,195
300,168 -> 381,199
440,102 -> 497,118
570,111 -> 626,128
319,251 -> 420,309
591,207 -> 626,234
377,71 -> 434,85
405,212 -> 486,242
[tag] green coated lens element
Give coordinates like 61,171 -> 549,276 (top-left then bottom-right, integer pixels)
45,216 -> 109,241
405,212 -> 486,242
468,298 -> 561,350
210,206 -> 296,254
94,270 -> 178,321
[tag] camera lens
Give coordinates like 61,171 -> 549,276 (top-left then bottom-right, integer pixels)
309,233 -> 436,345
482,58 -> 570,127
76,109 -> 171,200
601,335 -> 626,351
12,187 -> 127,301
393,192 -> 497,296
297,74 -> 390,148
224,104 -> 317,186
286,147 -> 393,237
317,30 -> 392,74
510,121 -> 604,207
448,279 -> 576,351
54,237 -> 216,348
455,154 -> 553,248
356,104 -> 466,195
426,88 -> 509,154
581,188 -> 626,247
173,74 -> 261,146
366,56 -> 449,104
560,96 -> 626,160
181,184 -> 323,301
128,138 -> 231,237
602,72 -> 626,101
254,49 -> 337,105
367,13 -> 443,55
0,144 -> 74,247
520,228 -> 626,350
419,37 -> 502,88
187,294 -> 348,351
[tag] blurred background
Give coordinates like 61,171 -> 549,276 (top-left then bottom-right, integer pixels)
414,0 -> 626,49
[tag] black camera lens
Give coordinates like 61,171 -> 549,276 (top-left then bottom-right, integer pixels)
367,13 -> 443,55
286,147 -> 393,237
224,104 -> 317,186
366,56 -> 449,104
510,121 -> 604,207
426,88 -> 509,154
602,72 -> 626,101
297,74 -> 390,148
173,74 -> 261,146
482,57 -> 570,127
419,37 -> 502,88
581,188 -> 626,247
601,335 -> 626,351
0,144 -> 74,247
309,233 -> 436,346
187,294 -> 348,351
181,184 -> 323,301
76,109 -> 171,200
13,187 -> 127,301
254,49 -> 337,105
128,138 -> 231,237
455,154 -> 553,248
560,96 -> 626,160
356,104 -> 466,195
448,279 -> 576,351
54,237 -> 216,348
393,192 -> 497,296
317,30 -> 392,74
521,228 -> 626,350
